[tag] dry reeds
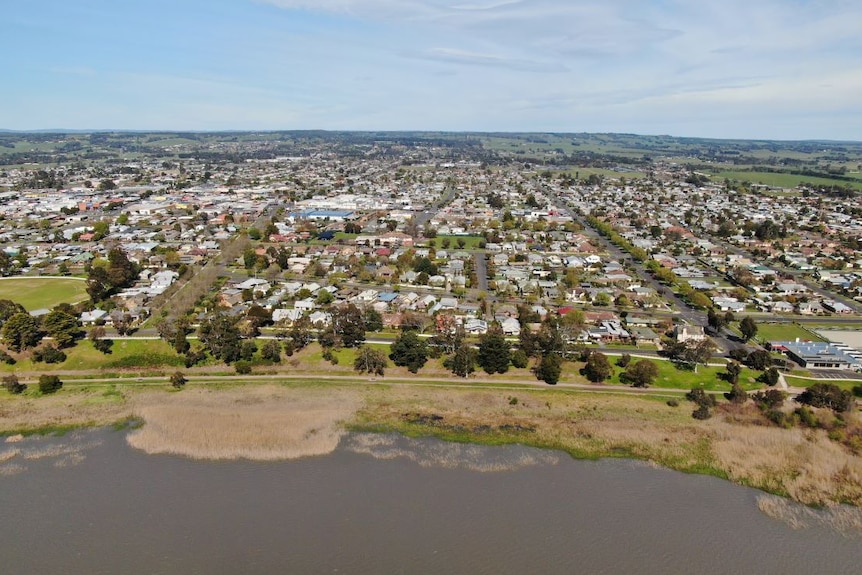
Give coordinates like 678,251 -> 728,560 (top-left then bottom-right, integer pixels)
712,423 -> 862,506
126,385 -> 360,461
758,494 -> 862,536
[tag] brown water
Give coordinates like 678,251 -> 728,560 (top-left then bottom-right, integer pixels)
2,429 -> 861,574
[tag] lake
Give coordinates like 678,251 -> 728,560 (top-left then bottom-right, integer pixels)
2,429 -> 861,574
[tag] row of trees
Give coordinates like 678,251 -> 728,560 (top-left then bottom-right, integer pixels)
1,301 -> 85,354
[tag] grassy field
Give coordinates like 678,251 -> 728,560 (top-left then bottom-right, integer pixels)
754,323 -> 827,344
711,170 -> 862,190
427,235 -> 485,250
0,277 -> 88,310
0,339 -> 183,373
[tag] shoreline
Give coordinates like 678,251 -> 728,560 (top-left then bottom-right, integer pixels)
2,379 -> 861,508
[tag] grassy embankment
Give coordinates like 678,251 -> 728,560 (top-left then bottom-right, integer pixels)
5,378 -> 859,507
2,341 -> 860,507
0,277 -> 88,311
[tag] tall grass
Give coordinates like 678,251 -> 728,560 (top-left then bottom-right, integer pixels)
126,386 -> 360,460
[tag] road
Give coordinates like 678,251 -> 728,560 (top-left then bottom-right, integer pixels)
543,187 -> 742,353
413,185 -> 458,228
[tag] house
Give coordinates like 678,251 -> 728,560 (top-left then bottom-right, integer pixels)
309,311 -> 331,327
629,327 -> 661,347
500,317 -> 521,336
272,308 -> 304,324
823,299 -> 854,314
464,318 -> 488,335
674,324 -> 706,343
771,301 -> 795,314
80,309 -> 108,324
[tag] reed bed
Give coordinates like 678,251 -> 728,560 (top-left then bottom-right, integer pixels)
355,386 -> 862,506
127,386 -> 360,461
757,494 -> 862,535
711,423 -> 862,506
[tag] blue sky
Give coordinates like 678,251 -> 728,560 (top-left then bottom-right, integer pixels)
2,0 -> 861,139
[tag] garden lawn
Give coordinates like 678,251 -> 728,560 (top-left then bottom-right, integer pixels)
0,277 -> 88,311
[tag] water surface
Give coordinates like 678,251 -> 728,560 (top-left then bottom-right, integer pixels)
2,430 -> 860,574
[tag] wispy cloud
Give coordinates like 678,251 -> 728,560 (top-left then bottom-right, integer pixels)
405,47 -> 565,72
2,0 -> 860,137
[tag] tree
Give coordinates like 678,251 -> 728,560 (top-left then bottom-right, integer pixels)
534,353 -> 563,385
113,313 -> 133,336
2,374 -> 26,394
240,340 -> 258,361
725,384 -> 748,404
725,361 -> 742,385
2,312 -> 42,352
87,248 -> 139,303
38,374 -> 63,394
430,314 -> 463,354
389,330 -> 429,373
32,345 -> 66,364
89,326 -> 114,354
353,346 -> 388,376
624,359 -> 659,387
42,309 -> 82,348
443,342 -> 476,377
332,303 -> 366,348
796,383 -> 854,413
581,352 -> 612,383
707,308 -> 727,332
739,317 -> 758,342
745,349 -> 773,371
288,315 -> 313,350
510,349 -> 529,369
476,326 -> 511,374
752,389 -> 786,410
170,371 -> 187,389
260,339 -> 282,363
0,299 -> 26,324
198,314 -> 242,363
363,308 -> 383,332
758,367 -> 780,386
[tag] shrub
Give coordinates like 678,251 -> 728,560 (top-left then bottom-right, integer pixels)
170,371 -> 187,389
796,383 -> 854,413
853,385 -> 862,398
184,349 -> 206,368
692,405 -> 712,420
616,353 -> 632,368
752,389 -> 786,410
93,338 -> 114,354
510,349 -> 529,369
38,374 -> 63,394
794,406 -> 819,428
2,374 -> 26,394
0,350 -> 15,365
757,367 -> 780,387
32,345 -> 67,364
724,384 -> 748,404
666,399 -> 679,407
685,388 -> 716,408
234,360 -> 252,375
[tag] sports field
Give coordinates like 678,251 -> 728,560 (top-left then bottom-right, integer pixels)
0,277 -> 88,310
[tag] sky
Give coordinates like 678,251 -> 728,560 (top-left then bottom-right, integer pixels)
2,0 -> 861,140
